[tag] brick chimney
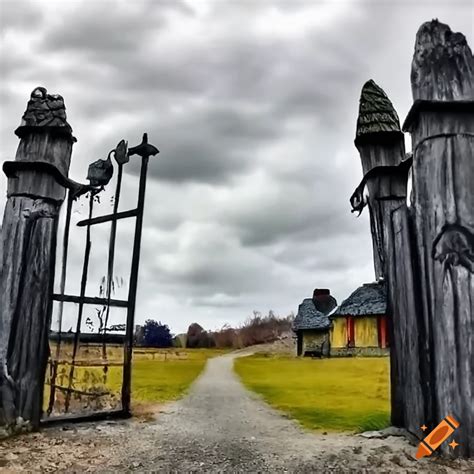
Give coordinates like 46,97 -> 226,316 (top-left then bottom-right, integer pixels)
312,288 -> 337,315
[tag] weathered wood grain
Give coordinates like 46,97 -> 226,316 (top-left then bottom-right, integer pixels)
389,206 -> 426,433
0,88 -> 73,433
3,198 -> 60,423
411,20 -> 474,101
354,80 -> 425,433
405,20 -> 473,457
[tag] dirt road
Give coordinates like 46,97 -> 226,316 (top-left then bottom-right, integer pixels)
1,353 -> 471,472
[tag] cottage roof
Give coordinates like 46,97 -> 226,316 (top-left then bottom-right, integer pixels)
331,281 -> 387,317
293,298 -> 332,331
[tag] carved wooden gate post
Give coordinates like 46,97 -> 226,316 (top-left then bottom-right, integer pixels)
353,80 -> 406,279
403,20 -> 473,457
0,87 -> 75,433
352,80 -> 424,432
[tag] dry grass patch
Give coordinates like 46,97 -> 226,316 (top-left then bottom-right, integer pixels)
44,347 -> 227,414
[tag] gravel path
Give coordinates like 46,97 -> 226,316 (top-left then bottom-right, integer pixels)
1,352 -> 472,472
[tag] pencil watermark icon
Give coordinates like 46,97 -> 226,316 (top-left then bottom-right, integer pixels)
416,414 -> 460,459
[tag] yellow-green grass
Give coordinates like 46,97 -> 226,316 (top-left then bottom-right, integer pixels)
234,355 -> 390,433
44,347 -> 227,413
110,348 -> 227,403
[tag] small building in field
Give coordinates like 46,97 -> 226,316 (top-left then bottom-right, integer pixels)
293,289 -> 337,357
329,281 -> 389,356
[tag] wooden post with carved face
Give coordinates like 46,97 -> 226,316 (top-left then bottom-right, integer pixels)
403,20 -> 474,457
0,87 -> 75,433
352,80 -> 425,433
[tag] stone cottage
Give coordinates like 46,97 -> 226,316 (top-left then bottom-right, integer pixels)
293,289 -> 337,356
329,280 -> 389,356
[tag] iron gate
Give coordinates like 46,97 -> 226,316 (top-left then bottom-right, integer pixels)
43,133 -> 158,422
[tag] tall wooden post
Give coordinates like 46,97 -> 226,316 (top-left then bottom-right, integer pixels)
403,20 -> 473,457
0,87 -> 75,433
354,80 -> 406,279
352,80 -> 425,432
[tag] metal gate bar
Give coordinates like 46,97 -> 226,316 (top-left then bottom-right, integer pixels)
44,133 -> 158,422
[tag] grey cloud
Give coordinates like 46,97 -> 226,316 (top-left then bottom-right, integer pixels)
189,293 -> 240,308
268,229 -> 372,272
0,0 -> 45,32
134,219 -> 289,299
224,196 -> 366,248
35,5 -> 365,114
0,1 -> 379,189
40,1 -> 194,54
152,233 -> 274,295
215,149 -> 365,248
138,105 -> 284,183
83,103 -> 286,184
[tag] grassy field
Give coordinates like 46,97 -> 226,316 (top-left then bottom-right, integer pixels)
45,346 -> 226,415
109,348 -> 226,403
234,354 -> 390,433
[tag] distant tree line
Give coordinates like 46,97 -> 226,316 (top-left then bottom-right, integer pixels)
185,311 -> 294,349
134,311 -> 294,349
135,311 -> 294,349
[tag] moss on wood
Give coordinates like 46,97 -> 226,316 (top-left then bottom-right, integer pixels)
355,80 -> 401,143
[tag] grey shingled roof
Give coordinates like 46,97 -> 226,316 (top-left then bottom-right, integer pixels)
293,298 -> 331,331
331,282 -> 387,317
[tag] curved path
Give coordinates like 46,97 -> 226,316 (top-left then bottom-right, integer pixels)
2,353 -> 470,472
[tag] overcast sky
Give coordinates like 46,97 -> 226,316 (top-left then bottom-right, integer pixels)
1,0 -> 473,334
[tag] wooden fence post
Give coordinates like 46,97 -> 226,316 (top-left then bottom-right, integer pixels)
0,87 -> 75,433
352,80 -> 425,432
403,20 -> 473,457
